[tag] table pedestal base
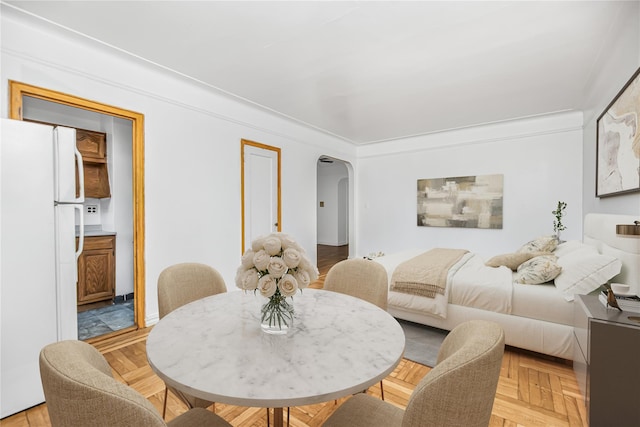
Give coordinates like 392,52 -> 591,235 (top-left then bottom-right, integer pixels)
267,407 -> 286,427
274,408 -> 283,426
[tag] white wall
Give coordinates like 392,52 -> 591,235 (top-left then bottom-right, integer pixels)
1,7 -> 356,325
356,112 -> 584,259
353,1 -> 640,259
317,161 -> 349,245
337,177 -> 348,245
108,117 -> 134,297
581,1 -> 640,220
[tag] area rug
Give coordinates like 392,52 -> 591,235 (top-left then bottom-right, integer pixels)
397,319 -> 448,367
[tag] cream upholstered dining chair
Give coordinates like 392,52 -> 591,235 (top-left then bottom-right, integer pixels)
323,258 -> 389,399
322,320 -> 505,427
157,262 -> 227,417
323,258 -> 389,310
39,340 -> 231,427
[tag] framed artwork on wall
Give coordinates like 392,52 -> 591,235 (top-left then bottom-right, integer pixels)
596,67 -> 640,198
417,174 -> 503,229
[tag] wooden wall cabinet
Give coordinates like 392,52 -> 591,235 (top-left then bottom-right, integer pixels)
77,235 -> 115,305
573,295 -> 640,426
76,128 -> 107,161
76,129 -> 111,198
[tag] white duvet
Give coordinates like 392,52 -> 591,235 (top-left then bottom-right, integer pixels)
374,249 -> 513,319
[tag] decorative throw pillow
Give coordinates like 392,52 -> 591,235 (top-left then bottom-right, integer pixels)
517,235 -> 559,254
485,252 -> 549,271
554,248 -> 622,301
514,255 -> 562,285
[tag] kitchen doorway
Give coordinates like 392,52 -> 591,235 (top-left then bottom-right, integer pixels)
9,81 -> 146,340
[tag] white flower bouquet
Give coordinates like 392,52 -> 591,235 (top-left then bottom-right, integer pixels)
236,233 -> 319,331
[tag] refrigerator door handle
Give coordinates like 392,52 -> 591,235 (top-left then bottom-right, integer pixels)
75,143 -> 85,203
75,204 -> 84,263
54,127 -> 84,204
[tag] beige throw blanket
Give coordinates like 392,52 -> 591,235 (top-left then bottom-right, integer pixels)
390,248 -> 469,298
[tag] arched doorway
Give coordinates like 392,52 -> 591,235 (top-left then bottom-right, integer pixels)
316,156 -> 354,266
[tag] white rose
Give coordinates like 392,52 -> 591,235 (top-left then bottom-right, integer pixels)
308,264 -> 319,281
258,274 -> 277,298
293,270 -> 311,289
253,250 -> 270,271
298,257 -> 319,281
282,247 -> 301,268
280,234 -> 303,252
251,235 -> 267,252
263,235 -> 282,256
240,250 -> 255,269
234,266 -> 245,288
278,274 -> 299,297
236,268 -> 259,291
267,256 -> 288,278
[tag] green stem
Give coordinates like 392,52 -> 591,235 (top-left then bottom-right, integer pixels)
261,290 -> 294,328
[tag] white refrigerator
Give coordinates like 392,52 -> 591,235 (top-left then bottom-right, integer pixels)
1,118 -> 85,418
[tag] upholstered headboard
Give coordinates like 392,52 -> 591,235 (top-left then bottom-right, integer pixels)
584,213 -> 640,294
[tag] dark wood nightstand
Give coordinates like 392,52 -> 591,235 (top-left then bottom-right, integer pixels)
573,294 -> 640,426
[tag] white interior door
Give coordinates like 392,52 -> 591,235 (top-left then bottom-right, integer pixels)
242,141 -> 280,252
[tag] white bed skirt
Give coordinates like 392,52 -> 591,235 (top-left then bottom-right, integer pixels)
390,303 -> 574,360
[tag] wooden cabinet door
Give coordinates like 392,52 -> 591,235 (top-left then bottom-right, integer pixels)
83,163 -> 111,198
77,236 -> 115,305
76,129 -> 107,162
75,129 -> 111,198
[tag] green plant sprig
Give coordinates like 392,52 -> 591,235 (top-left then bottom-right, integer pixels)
552,201 -> 567,233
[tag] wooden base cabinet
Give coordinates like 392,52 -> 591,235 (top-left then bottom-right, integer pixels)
573,295 -> 640,426
77,235 -> 115,305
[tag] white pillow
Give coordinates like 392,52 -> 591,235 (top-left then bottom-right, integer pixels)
553,240 -> 588,258
554,248 -> 622,301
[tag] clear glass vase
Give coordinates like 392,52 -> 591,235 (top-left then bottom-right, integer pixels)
260,291 -> 294,334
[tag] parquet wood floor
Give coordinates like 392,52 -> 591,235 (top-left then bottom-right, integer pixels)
2,245 -> 586,427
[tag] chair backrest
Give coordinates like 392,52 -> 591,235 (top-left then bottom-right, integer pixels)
323,258 -> 389,310
158,263 -> 227,319
402,320 -> 505,427
40,340 -> 166,427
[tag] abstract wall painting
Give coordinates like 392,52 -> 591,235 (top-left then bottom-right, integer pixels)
596,67 -> 640,197
417,174 -> 503,229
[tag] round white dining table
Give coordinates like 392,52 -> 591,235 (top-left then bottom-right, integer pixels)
146,288 -> 405,427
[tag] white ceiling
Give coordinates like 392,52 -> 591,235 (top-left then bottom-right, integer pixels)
4,1 -> 627,144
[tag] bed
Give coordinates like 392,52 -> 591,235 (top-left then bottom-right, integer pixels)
374,213 -> 640,360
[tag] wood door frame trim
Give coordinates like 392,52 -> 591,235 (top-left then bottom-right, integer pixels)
240,139 -> 281,254
9,80 -> 146,329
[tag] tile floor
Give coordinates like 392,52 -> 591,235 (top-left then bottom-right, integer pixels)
78,299 -> 135,340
